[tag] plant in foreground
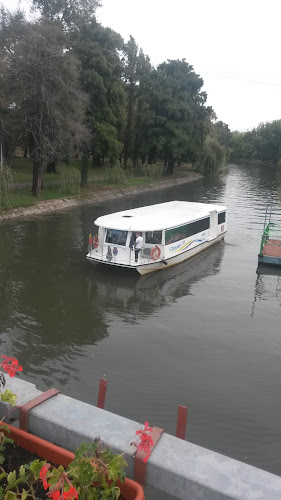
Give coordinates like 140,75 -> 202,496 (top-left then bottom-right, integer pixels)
0,356 -> 23,407
0,357 -> 153,499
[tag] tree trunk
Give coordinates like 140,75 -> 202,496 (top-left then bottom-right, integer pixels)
81,153 -> 88,187
32,158 -> 43,196
167,159 -> 175,176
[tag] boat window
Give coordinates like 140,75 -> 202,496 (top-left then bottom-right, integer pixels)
105,229 -> 128,246
218,212 -> 226,224
145,231 -> 162,244
165,217 -> 210,245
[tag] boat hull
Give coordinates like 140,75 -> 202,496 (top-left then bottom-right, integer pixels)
86,235 -> 225,275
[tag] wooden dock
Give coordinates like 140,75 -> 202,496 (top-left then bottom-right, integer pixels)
258,204 -> 281,267
259,239 -> 281,265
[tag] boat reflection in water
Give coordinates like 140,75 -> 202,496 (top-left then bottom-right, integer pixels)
87,241 -> 225,321
251,265 -> 281,317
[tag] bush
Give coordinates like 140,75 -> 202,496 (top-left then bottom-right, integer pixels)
141,163 -> 163,179
200,135 -> 227,175
58,163 -> 80,195
0,166 -> 13,208
105,164 -> 127,185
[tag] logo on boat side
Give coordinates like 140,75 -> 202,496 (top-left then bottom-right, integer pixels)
169,241 -> 186,251
169,239 -> 203,252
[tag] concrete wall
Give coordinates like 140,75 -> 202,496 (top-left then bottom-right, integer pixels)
1,375 -> 281,499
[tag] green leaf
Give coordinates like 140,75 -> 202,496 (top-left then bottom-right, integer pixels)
106,455 -> 126,483
0,472 -> 6,481
0,425 -> 10,434
0,391 -> 16,407
3,438 -> 13,445
21,489 -> 28,500
28,460 -> 45,480
4,492 -> 17,500
71,461 -> 95,488
19,466 -> 26,479
7,471 -> 17,488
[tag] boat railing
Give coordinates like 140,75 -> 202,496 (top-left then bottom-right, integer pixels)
260,222 -> 281,253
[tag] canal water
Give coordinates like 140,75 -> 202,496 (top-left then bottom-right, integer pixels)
1,163 -> 281,477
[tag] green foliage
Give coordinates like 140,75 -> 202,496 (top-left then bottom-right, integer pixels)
230,120 -> 281,163
0,390 -> 16,406
0,0 -> 232,183
0,167 -> 13,208
58,164 -> 81,195
105,165 -> 127,185
66,441 -> 127,498
200,135 -> 227,175
28,459 -> 45,479
0,439 -> 127,500
141,163 -> 164,179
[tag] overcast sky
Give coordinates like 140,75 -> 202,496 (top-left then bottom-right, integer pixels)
2,0 -> 281,131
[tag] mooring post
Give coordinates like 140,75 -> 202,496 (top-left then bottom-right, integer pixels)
97,377 -> 108,409
176,405 -> 188,440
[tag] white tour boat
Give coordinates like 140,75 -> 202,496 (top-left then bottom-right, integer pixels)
86,200 -> 227,275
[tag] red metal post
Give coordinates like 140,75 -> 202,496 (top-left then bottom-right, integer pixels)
97,378 -> 108,409
20,388 -> 60,432
176,405 -> 188,440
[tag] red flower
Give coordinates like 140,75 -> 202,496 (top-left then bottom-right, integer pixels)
40,463 -> 51,490
63,487 -> 79,499
135,422 -> 153,463
136,421 -> 152,437
1,356 -> 23,378
137,433 -> 153,452
48,486 -> 78,500
48,491 -> 60,500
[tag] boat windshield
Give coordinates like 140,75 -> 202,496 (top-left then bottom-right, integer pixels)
105,229 -> 128,246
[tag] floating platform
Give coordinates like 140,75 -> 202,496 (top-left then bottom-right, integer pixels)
259,239 -> 281,265
258,203 -> 281,266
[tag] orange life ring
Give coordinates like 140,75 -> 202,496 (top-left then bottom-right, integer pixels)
93,235 -> 99,249
150,245 -> 161,261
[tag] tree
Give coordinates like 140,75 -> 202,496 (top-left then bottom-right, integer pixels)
31,0 -> 101,29
0,11 -> 88,196
230,120 -> 281,163
142,59 -> 212,175
71,19 -> 125,183
122,36 -> 139,167
200,135 -> 227,175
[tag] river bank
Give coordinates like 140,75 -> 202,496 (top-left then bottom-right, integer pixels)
0,173 -> 201,222
230,158 -> 280,168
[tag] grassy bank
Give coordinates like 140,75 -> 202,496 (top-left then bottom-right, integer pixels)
1,158 -> 196,213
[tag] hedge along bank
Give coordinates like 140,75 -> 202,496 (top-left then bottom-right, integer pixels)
0,174 -> 202,222
2,375 -> 281,499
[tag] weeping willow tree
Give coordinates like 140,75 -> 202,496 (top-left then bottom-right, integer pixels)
200,135 -> 228,175
0,166 -> 13,208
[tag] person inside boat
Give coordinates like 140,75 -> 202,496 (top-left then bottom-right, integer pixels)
129,233 -> 136,249
134,232 -> 143,263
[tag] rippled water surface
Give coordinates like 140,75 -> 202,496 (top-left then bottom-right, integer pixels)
1,163 -> 281,476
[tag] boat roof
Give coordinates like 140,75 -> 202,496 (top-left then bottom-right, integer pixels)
95,201 -> 227,232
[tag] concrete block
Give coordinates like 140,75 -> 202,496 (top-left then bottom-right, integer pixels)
1,375 -> 281,499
